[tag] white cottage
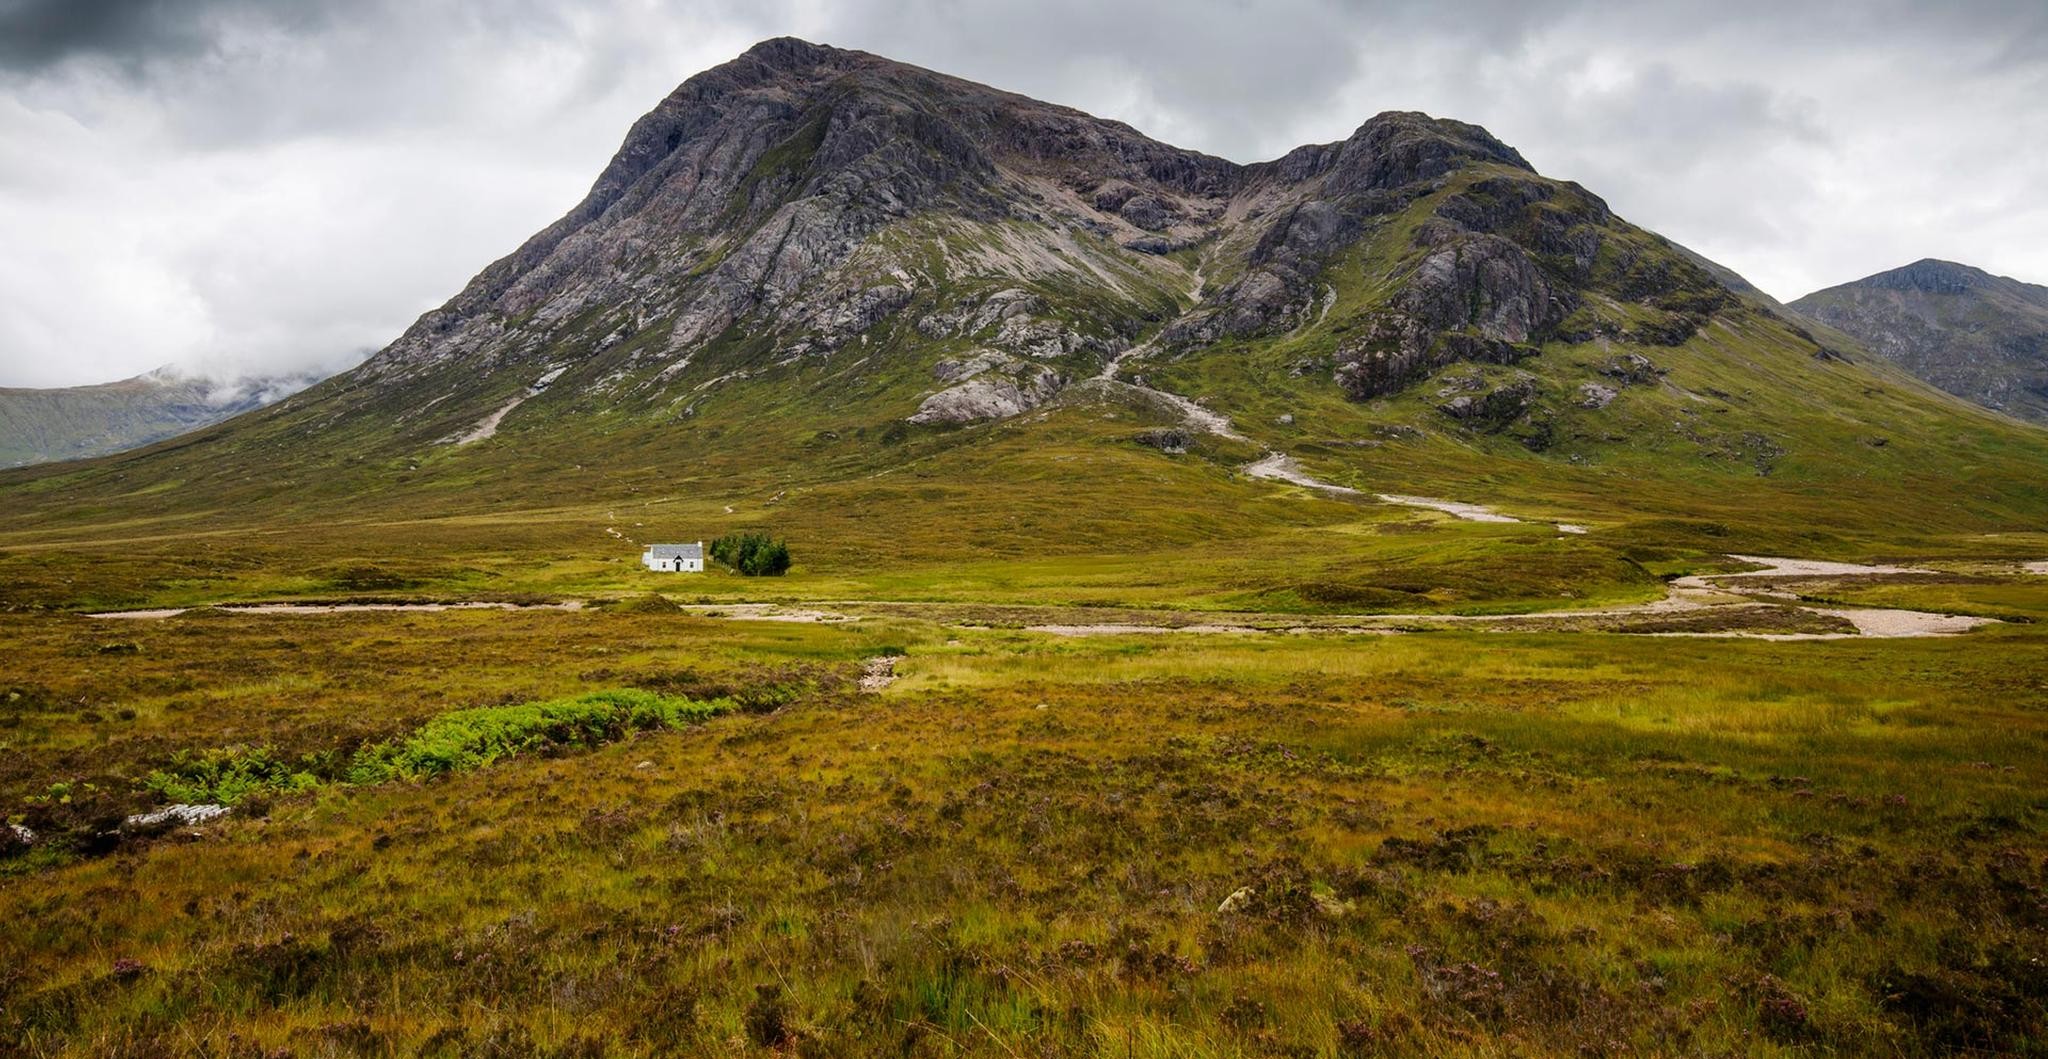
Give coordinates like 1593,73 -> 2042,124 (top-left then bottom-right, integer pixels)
642,542 -> 704,573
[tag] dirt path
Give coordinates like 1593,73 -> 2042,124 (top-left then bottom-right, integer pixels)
447,366 -> 575,445
1718,555 -> 1933,578
1018,555 -> 1997,640
1374,493 -> 1521,523
1082,264 -> 1246,440
1810,607 -> 1993,638
1239,460 -> 1587,538
1024,622 -> 1266,636
451,395 -> 525,445
1094,267 -> 1207,384
90,601 -> 585,619
1242,452 -> 1359,494
1088,380 -> 1242,439
672,603 -> 851,624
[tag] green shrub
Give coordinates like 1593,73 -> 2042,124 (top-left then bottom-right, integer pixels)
348,689 -> 731,783
610,594 -> 684,610
320,564 -> 423,591
709,532 -> 792,576
144,746 -> 320,805
139,691 -> 736,808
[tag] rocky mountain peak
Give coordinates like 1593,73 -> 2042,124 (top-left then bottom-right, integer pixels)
1255,110 -> 1533,191
733,35 -> 850,70
1862,258 -> 1992,295
335,38 -> 1772,451
1326,110 -> 1533,189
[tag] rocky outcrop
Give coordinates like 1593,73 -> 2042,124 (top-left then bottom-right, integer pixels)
1119,195 -> 1174,230
121,803 -> 231,835
909,375 -> 1058,424
1333,229 -> 1565,399
1599,353 -> 1665,385
916,288 -> 1109,360
1438,378 -> 1540,428
910,353 -> 1065,424
1429,371 -> 1557,449
782,282 -> 916,357
1133,428 -> 1191,454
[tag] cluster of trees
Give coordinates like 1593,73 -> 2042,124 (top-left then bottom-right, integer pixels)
709,531 -> 792,576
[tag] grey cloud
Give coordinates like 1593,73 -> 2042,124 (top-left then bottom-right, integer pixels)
0,0 -> 336,73
0,0 -> 215,70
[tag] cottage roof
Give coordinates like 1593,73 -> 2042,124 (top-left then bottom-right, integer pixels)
644,543 -> 702,560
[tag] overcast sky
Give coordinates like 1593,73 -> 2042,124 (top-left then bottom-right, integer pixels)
3,0 -> 2045,387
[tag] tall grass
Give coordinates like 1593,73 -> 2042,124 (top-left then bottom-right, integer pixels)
7,607 -> 2046,1054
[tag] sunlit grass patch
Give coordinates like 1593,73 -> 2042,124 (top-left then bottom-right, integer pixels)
347,689 -> 733,783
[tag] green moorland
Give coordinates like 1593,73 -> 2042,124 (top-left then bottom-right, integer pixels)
3,602 -> 2047,1055
4,375 -> 2047,619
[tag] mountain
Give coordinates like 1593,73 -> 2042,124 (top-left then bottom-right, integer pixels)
1789,258 -> 2048,424
0,367 -> 329,468
298,34 -> 1741,438
4,38 -> 2046,607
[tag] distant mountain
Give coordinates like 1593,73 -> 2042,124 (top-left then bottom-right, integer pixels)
1791,259 -> 2048,424
0,367 -> 328,467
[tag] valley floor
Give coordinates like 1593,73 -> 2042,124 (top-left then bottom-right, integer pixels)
74,553 -> 2029,641
4,553 -> 2047,1056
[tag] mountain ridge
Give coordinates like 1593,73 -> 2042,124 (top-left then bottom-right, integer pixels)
1791,258 -> 2048,423
360,37 -> 1540,394
0,366 -> 332,469
320,36 -> 1726,449
1846,258 -> 2047,300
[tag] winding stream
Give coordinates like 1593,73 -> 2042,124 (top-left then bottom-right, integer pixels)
84,556 -> 1996,641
